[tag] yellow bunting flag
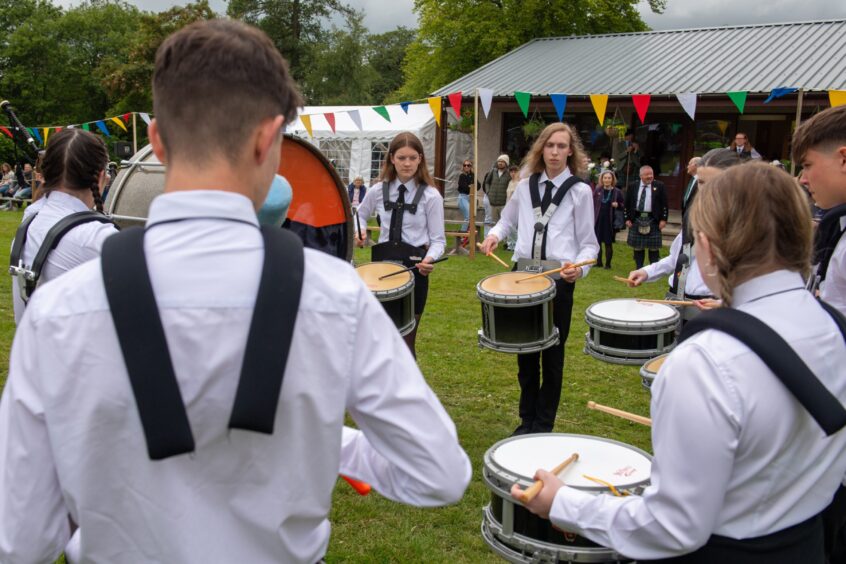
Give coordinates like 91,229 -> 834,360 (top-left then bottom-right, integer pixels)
110,117 -> 128,132
717,120 -> 730,136
590,94 -> 608,125
830,90 -> 846,108
428,97 -> 442,126
43,128 -> 50,144
301,115 -> 313,138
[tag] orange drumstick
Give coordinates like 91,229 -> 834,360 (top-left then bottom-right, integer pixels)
342,475 -> 372,496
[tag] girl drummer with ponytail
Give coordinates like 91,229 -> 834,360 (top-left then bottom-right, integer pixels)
355,131 -> 446,358
10,128 -> 118,323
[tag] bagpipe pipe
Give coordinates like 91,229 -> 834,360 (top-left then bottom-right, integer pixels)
1,99 -> 42,165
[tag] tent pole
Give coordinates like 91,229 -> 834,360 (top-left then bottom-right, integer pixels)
470,90 -> 479,259
790,88 -> 804,176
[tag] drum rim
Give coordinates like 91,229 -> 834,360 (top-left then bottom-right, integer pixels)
355,261 -> 414,295
105,144 -> 158,220
478,328 -> 560,354
640,353 -> 670,377
584,333 -> 677,364
586,298 -> 680,325
483,432 -> 652,493
477,272 -> 555,303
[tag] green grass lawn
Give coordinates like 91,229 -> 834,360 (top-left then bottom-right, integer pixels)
0,213 -> 667,562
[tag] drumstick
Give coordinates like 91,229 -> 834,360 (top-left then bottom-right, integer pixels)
637,298 -> 697,307
341,475 -> 372,496
476,243 -> 510,269
587,401 -> 652,427
515,259 -> 597,283
519,453 -> 579,503
377,256 -> 448,280
613,275 -> 635,284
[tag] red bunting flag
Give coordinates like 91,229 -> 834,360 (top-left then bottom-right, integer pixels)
0,126 -> 11,138
324,112 -> 336,133
122,113 -> 131,123
448,92 -> 462,119
632,94 -> 651,123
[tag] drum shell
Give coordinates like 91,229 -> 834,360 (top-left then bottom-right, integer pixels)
639,353 -> 669,393
357,262 -> 415,337
106,136 -> 353,261
584,299 -> 679,365
477,274 -> 559,354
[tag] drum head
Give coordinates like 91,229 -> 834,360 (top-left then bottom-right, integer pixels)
587,299 -> 677,323
479,272 -> 553,296
644,353 -> 669,374
490,434 -> 651,491
356,262 -> 411,291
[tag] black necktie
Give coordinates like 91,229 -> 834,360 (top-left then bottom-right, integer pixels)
637,185 -> 648,212
389,184 -> 407,242
541,180 -> 554,214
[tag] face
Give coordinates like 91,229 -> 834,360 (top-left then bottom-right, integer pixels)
463,161 -> 472,172
600,172 -> 614,187
543,131 -> 572,175
497,160 -> 507,170
734,134 -> 748,147
353,178 -> 363,187
639,168 -> 654,184
509,169 -> 519,180
687,159 -> 698,175
23,164 -> 32,173
800,146 -> 846,209
391,146 -> 421,179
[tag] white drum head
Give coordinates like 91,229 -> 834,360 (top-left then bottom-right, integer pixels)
491,434 -> 651,489
587,299 -> 676,323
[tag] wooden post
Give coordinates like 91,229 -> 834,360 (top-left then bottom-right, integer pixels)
470,89 -> 479,259
132,112 -> 138,156
790,88 -> 804,176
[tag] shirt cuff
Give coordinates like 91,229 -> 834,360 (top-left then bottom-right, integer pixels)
549,486 -> 597,532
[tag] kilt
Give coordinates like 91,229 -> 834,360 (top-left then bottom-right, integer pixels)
627,218 -> 662,249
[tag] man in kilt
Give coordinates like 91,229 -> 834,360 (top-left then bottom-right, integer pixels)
625,165 -> 668,268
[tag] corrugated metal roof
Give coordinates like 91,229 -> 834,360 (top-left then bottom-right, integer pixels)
433,20 -> 846,97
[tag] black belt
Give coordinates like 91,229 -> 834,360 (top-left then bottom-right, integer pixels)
669,288 -> 713,301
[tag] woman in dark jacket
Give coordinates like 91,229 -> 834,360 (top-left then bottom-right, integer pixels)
593,169 -> 624,269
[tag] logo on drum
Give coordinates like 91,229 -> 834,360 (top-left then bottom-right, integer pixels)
614,466 -> 637,477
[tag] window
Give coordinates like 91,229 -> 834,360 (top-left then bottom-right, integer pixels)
371,141 -> 389,184
316,139 -> 352,183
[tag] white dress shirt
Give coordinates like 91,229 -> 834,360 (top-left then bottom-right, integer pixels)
11,191 -> 117,323
489,168 -> 598,277
550,270 -> 846,560
820,216 -> 846,317
0,190 -> 471,564
642,231 -> 710,297
356,178 -> 446,261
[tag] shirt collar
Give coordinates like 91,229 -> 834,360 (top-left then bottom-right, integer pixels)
391,178 -> 418,193
731,269 -> 806,307
539,167 -> 572,188
147,190 -> 259,228
45,190 -> 92,212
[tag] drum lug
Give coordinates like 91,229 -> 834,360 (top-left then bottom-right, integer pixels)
529,549 -> 556,564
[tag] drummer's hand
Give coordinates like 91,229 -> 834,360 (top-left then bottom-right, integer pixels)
480,235 -> 499,255
561,264 -> 582,283
354,232 -> 365,248
627,269 -> 647,287
625,220 -> 632,228
694,298 -> 722,311
416,256 -> 435,276
510,470 -> 564,520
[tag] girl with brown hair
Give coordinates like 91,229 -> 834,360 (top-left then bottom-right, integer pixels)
355,131 -> 446,357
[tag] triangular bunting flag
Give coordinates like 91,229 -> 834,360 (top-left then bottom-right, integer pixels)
717,120 -> 730,136
0,126 -> 11,138
55,127 -> 62,133
324,112 -> 336,133
122,113 -> 131,123
348,109 -> 363,131
400,102 -> 411,114
43,128 -> 50,144
632,94 -> 651,123
550,94 -> 567,121
139,113 -> 151,126
428,97 -> 442,126
831,90 -> 846,108
514,91 -> 531,118
764,87 -> 798,104
727,91 -> 747,114
82,123 -> 90,131
676,92 -> 697,120
589,94 -> 609,124
95,120 -> 110,137
67,125 -> 76,129
110,117 -> 128,132
30,128 -> 43,144
301,115 -> 313,138
448,92 -> 462,119
478,88 -> 494,119
373,106 -> 391,122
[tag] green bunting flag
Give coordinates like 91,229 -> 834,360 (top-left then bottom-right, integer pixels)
514,91 -> 531,118
727,91 -> 747,114
373,106 -> 391,122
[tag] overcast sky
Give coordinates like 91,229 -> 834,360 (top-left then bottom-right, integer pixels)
60,0 -> 846,32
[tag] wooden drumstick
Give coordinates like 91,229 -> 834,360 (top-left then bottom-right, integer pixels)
520,452 -> 579,503
637,298 -> 697,307
377,256 -> 448,280
515,259 -> 597,283
587,401 -> 652,427
476,243 -> 510,269
613,275 -> 635,284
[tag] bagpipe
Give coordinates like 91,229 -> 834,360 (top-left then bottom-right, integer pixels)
1,99 -> 42,165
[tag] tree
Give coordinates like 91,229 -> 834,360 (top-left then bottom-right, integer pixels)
365,27 -> 415,104
397,0 -> 667,99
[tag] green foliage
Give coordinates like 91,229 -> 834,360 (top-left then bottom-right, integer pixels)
365,27 -> 415,104
398,0 -> 666,99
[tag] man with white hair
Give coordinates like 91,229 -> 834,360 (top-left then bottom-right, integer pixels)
484,154 -> 511,224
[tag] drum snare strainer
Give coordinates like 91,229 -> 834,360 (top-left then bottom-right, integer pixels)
355,262 -> 415,337
482,433 -> 651,563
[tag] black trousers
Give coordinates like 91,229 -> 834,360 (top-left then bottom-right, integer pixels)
824,485 -> 846,563
516,278 -> 575,432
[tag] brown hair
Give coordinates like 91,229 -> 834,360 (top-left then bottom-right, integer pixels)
380,132 -> 434,187
729,131 -> 754,153
598,170 -> 617,186
791,104 -> 846,163
41,129 -> 108,212
152,19 -> 303,166
689,161 -> 812,306
521,122 -> 588,179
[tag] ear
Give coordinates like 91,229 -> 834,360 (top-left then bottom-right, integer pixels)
838,146 -> 846,171
255,115 -> 285,166
148,120 -> 168,164
697,231 -> 714,265
98,169 -> 107,190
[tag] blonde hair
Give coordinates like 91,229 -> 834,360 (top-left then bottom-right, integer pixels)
521,122 -> 588,179
598,170 -> 617,186
689,161 -> 812,306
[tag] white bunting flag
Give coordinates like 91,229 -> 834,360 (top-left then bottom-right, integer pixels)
348,109 -> 363,131
478,88 -> 494,119
139,112 -> 152,126
676,93 -> 697,121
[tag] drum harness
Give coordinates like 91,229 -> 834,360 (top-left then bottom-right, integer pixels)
9,210 -> 116,305
807,204 -> 846,294
101,224 -> 304,460
519,173 -> 581,274
372,182 -> 428,265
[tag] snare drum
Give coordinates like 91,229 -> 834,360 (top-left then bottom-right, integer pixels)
482,433 -> 651,563
477,272 -> 559,354
355,262 -> 415,336
639,353 -> 669,392
584,299 -> 679,365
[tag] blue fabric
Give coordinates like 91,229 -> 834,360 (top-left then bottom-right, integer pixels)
458,193 -> 470,231
256,175 -> 292,227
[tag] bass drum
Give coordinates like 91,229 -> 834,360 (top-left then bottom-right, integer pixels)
105,134 -> 353,261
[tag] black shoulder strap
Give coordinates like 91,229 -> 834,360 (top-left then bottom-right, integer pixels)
529,173 -> 542,209
820,301 -> 846,345
9,212 -> 38,269
815,204 -> 846,283
101,225 -> 305,460
679,308 -> 846,436
383,181 -> 427,214
30,211 -> 115,281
